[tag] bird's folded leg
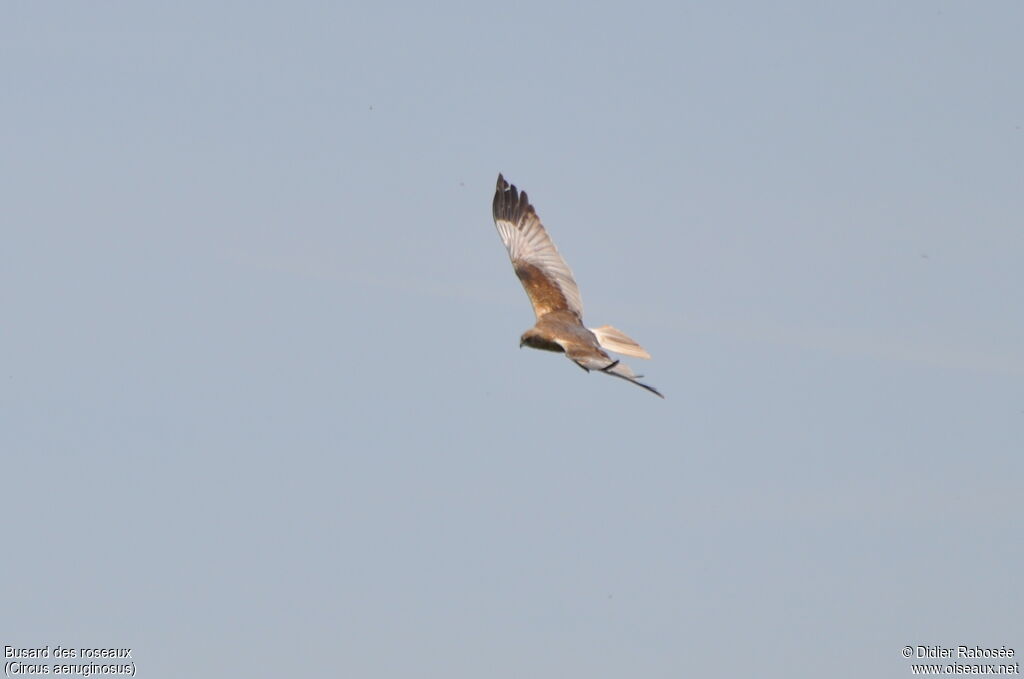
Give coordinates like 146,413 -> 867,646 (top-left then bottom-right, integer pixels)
573,360 -> 591,372
600,360 -> 620,373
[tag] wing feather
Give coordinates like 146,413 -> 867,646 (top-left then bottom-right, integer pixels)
492,174 -> 583,319
564,344 -> 664,398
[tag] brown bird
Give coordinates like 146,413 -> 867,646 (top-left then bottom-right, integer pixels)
492,174 -> 663,398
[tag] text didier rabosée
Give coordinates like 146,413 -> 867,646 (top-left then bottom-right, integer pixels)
915,646 -> 1015,659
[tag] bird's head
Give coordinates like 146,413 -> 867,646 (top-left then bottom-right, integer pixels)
519,327 -> 563,353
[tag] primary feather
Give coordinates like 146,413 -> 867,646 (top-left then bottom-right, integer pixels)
492,174 -> 583,319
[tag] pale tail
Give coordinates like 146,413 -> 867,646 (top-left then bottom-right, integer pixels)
590,325 -> 651,359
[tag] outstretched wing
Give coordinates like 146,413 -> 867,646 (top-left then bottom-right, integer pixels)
565,344 -> 664,399
492,174 -> 583,319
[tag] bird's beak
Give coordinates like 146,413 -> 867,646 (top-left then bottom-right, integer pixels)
519,339 -> 524,348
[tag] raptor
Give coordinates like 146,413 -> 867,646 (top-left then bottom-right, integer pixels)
492,174 -> 663,398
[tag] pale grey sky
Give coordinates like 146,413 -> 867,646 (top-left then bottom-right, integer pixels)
2,2 -> 1022,678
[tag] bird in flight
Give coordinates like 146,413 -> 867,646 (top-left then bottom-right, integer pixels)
492,174 -> 663,398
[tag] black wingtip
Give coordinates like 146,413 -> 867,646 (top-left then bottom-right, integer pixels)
633,380 -> 665,398
606,370 -> 665,398
646,384 -> 666,399
493,173 -> 532,224
626,377 -> 665,399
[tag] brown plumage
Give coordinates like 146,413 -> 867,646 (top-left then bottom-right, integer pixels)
492,174 -> 663,398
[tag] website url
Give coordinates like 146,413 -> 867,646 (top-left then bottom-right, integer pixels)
911,663 -> 1020,675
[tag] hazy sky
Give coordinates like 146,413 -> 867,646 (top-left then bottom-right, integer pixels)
3,2 -> 1021,677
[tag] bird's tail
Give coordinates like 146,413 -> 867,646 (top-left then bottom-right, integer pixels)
589,325 -> 651,359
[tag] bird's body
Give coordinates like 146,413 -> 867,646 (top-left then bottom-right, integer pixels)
492,174 -> 663,398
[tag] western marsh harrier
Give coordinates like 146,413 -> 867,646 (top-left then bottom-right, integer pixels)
492,174 -> 663,398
